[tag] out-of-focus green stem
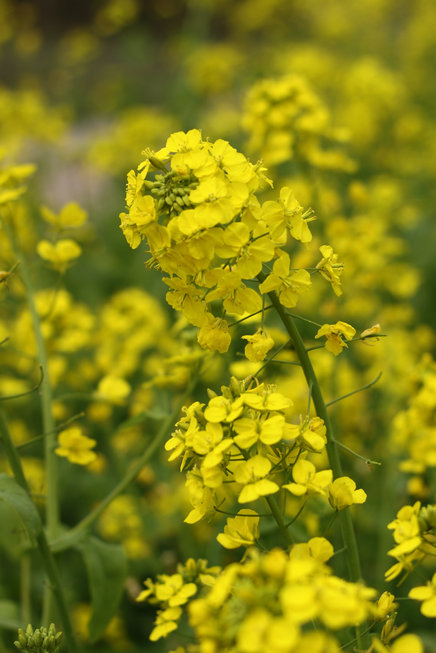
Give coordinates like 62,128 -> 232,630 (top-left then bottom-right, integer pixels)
20,553 -> 31,625
2,215 -> 59,623
258,273 -> 370,649
0,410 -> 79,652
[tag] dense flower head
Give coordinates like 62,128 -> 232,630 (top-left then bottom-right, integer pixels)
163,377 -> 367,538
242,74 -> 355,171
142,545 -> 381,650
120,130 -> 345,354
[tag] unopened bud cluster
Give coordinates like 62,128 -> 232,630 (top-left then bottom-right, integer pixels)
146,169 -> 197,217
14,624 -> 63,653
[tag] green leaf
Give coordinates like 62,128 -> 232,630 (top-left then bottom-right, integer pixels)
0,474 -> 41,556
76,536 -> 127,642
0,599 -> 21,629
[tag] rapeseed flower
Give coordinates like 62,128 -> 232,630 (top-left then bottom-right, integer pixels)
55,427 -> 97,465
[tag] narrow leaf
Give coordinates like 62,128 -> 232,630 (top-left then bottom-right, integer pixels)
0,473 -> 41,556
76,535 -> 127,641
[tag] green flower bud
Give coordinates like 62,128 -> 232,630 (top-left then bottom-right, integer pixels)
419,505 -> 436,531
148,156 -> 168,171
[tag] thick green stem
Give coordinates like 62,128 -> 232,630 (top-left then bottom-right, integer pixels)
51,378 -> 198,552
3,215 -> 59,622
258,274 -> 370,648
0,410 -> 79,652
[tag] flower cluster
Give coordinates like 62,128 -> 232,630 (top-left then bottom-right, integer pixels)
136,558 -> 220,641
242,74 -> 355,171
141,543 -> 387,651
165,378 -> 366,540
119,129 -> 344,354
385,502 -> 436,584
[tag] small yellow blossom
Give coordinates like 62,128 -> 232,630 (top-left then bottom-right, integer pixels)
316,245 -> 343,296
55,426 -> 97,465
197,313 -> 231,353
97,375 -> 131,404
374,591 -> 398,620
283,458 -> 332,498
387,502 -> 422,558
360,323 -> 382,345
216,510 -> 260,549
149,606 -> 182,641
40,202 -> 88,228
328,476 -> 367,510
409,572 -> 436,617
315,321 -> 356,355
37,239 -> 82,272
234,455 -> 279,503
233,414 -> 285,449
242,329 -> 274,362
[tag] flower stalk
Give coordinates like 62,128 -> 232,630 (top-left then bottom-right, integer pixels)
258,272 -> 370,648
0,410 -> 79,653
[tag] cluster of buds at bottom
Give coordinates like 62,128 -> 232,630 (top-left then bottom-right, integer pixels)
14,624 -> 63,653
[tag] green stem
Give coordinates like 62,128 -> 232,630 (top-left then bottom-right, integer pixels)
264,495 -> 294,546
20,553 -> 31,625
51,378 -> 198,552
258,274 -> 369,649
0,410 -> 79,652
2,215 -> 59,623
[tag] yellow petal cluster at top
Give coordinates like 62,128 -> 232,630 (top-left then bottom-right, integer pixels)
119,130 -> 342,354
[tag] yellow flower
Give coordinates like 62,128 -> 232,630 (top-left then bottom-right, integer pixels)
372,634 -> 424,653
360,323 -> 382,345
40,202 -> 88,228
259,251 -> 311,308
234,455 -> 279,503
217,510 -> 259,549
280,186 -> 313,243
328,476 -> 367,510
283,459 -> 332,498
315,321 -> 356,355
152,574 -> 197,607
316,244 -> 343,296
55,426 -> 97,465
96,375 -> 131,404
373,591 -> 398,620
409,572 -> 436,617
149,606 -> 182,641
242,329 -> 274,362
37,239 -> 82,272
387,502 -> 422,558
197,313 -> 231,353
233,414 -> 285,449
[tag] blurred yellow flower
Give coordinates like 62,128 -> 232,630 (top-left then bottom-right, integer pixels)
315,321 -> 356,355
37,239 -> 81,272
55,426 -> 97,465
